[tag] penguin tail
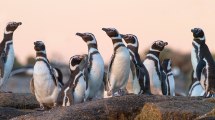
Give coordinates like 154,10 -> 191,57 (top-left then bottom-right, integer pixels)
196,59 -> 206,81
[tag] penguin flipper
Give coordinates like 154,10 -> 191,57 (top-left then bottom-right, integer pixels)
130,61 -> 136,80
140,66 -> 151,95
0,52 -> 6,78
103,71 -> 109,91
107,54 -> 115,84
196,59 -> 206,81
30,78 -> 35,95
53,68 -> 64,87
161,71 -> 168,95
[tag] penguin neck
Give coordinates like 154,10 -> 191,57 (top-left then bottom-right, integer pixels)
113,40 -> 126,52
0,33 -> 13,50
148,50 -> 160,57
87,43 -> 98,50
193,38 -> 205,45
3,32 -> 13,42
163,67 -> 171,73
127,45 -> 138,53
70,67 -> 80,76
36,51 -> 47,58
112,39 -> 123,45
128,47 -> 142,66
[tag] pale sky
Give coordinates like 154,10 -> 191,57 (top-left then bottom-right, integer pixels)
0,0 -> 215,64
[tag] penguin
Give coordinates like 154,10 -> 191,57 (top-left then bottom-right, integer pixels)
61,55 -> 87,106
161,59 -> 175,96
76,32 -> 105,101
143,40 -> 168,95
102,28 -> 130,96
30,41 -> 63,110
191,28 -> 215,97
0,22 -> 22,91
121,34 -> 151,95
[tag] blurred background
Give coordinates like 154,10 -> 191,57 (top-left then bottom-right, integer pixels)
0,0 -> 215,95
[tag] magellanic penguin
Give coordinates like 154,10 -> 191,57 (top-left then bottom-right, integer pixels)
30,41 -> 64,110
191,28 -> 205,79
143,40 -> 168,95
121,34 -> 151,95
61,55 -> 87,106
76,32 -> 105,101
102,28 -> 130,96
0,22 -> 22,91
161,59 -> 175,96
191,28 -> 215,97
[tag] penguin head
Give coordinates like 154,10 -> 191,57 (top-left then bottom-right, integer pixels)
162,59 -> 172,72
191,28 -> 205,38
102,28 -> 121,39
121,34 -> 139,47
191,28 -> 205,44
69,55 -> 84,71
5,22 -> 22,33
76,32 -> 97,45
34,41 -> 46,52
151,40 -> 168,52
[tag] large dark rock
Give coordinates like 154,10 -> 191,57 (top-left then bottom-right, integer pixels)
0,93 -> 39,109
0,93 -> 213,120
12,95 -> 215,120
0,107 -> 33,120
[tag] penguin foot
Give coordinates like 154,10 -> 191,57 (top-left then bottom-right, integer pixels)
113,89 -> 127,96
36,104 -> 46,111
35,107 -> 45,111
107,90 -> 112,96
204,91 -> 215,98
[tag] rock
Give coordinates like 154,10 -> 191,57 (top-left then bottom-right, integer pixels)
135,100 -> 214,120
0,107 -> 33,120
0,93 -> 39,109
195,108 -> 215,120
13,95 -> 215,120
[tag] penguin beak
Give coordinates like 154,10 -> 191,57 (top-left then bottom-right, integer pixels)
102,28 -> 108,32
191,28 -> 199,33
17,22 -> 22,26
34,42 -> 37,46
76,32 -> 84,37
164,42 -> 168,46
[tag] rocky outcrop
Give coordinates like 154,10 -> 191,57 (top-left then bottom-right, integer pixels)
0,93 -> 39,109
11,94 -> 214,120
0,93 -> 214,120
0,93 -> 38,119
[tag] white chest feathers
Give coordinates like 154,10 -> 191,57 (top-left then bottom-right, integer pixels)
143,54 -> 162,95
188,81 -> 205,96
33,61 -> 60,104
191,41 -> 200,77
108,46 -> 130,93
85,48 -> 104,99
0,44 -> 15,86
